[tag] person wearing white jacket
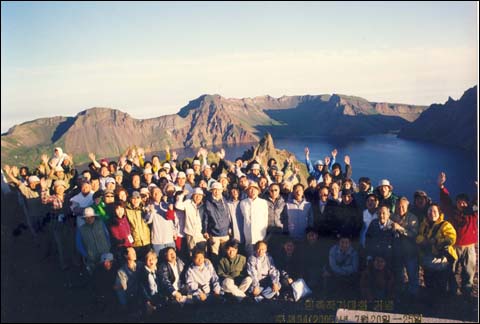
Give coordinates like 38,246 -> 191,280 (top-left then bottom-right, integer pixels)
240,181 -> 269,256
175,187 -> 207,255
145,187 -> 176,256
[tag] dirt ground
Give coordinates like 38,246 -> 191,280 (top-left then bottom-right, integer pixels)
1,189 -> 478,323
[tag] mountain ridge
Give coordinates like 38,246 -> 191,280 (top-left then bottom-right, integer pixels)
398,86 -> 477,152
4,90 -> 474,167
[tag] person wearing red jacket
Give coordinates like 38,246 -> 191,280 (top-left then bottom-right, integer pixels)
438,172 -> 478,297
109,201 -> 133,262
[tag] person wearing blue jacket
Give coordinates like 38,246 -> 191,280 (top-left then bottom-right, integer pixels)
203,182 -> 232,256
304,147 -> 337,183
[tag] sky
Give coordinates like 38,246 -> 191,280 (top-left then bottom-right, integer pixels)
1,1 -> 478,133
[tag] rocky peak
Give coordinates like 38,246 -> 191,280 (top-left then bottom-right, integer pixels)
240,132 -> 308,185
328,94 -> 342,107
177,94 -> 225,117
446,96 -> 455,105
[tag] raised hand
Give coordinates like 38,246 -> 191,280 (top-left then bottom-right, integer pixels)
3,165 -> 11,174
11,166 -> 19,177
294,164 -> 300,173
88,153 -> 96,161
171,151 -> 178,161
344,155 -> 350,165
41,154 -> 49,164
216,148 -> 225,160
119,155 -> 127,165
133,156 -> 140,167
438,172 -> 446,188
304,147 -> 310,158
165,145 -> 170,153
331,149 -> 338,158
324,156 -> 331,166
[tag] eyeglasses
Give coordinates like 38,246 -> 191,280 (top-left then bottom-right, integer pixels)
321,193 -> 329,196
104,195 -> 115,198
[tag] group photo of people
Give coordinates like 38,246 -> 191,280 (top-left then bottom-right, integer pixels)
2,144 -> 478,321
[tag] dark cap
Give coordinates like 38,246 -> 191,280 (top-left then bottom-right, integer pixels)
93,191 -> 104,199
114,200 -> 126,208
332,163 -> 341,170
414,190 -> 428,198
358,177 -> 371,185
455,193 -> 470,203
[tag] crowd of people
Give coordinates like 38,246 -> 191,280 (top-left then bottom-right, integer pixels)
2,144 -> 477,318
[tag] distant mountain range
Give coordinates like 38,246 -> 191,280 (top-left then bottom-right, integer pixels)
398,86 -> 477,152
1,88 -> 476,167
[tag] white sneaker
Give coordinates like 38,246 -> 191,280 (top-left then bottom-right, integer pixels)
254,295 -> 265,303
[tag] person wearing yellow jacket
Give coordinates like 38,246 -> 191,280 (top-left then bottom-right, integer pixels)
126,191 -> 151,262
416,204 -> 457,296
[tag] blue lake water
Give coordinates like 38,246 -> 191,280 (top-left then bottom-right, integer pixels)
171,134 -> 478,201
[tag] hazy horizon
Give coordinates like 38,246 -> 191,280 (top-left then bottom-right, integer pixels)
2,1 -> 478,133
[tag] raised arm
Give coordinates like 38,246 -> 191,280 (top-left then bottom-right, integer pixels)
327,149 -> 337,172
344,155 -> 352,180
3,165 -> 20,186
438,172 -> 455,217
88,153 -> 101,169
304,147 -> 316,175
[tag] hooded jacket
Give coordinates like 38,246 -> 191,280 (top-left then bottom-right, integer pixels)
416,213 -> 458,262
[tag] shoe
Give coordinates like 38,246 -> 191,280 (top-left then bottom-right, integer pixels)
254,296 -> 265,303
235,296 -> 245,303
146,303 -> 156,315
178,295 -> 188,304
